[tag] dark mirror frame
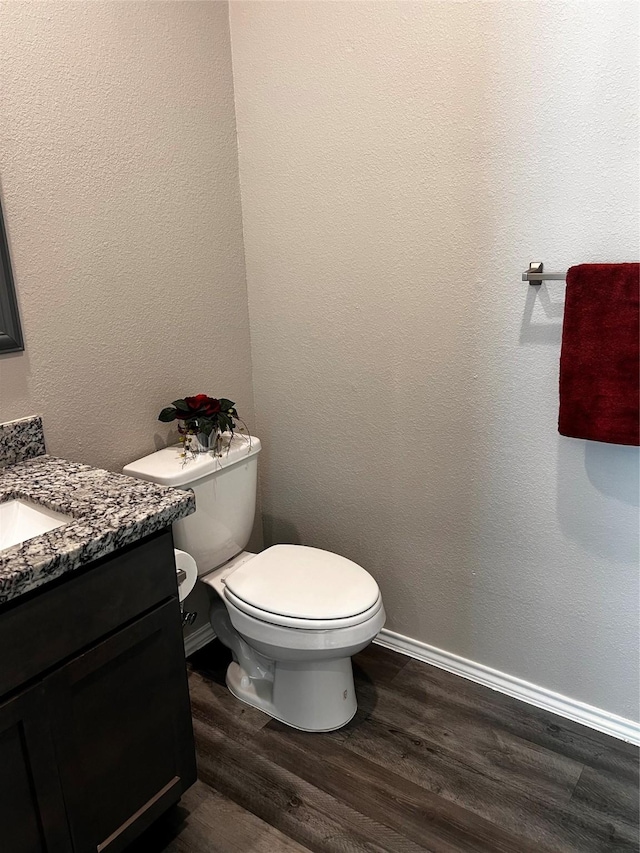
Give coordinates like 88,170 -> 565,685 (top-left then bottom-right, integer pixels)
0,199 -> 24,353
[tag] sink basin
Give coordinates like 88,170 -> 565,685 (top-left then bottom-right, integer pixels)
0,499 -> 71,551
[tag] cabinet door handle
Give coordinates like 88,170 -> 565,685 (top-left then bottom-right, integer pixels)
97,775 -> 181,852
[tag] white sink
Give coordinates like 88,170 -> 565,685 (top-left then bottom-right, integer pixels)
0,499 -> 71,551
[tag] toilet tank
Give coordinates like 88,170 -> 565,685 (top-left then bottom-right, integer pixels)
123,434 -> 261,575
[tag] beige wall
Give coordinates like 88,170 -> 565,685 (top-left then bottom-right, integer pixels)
0,1 -> 253,472
230,1 -> 640,720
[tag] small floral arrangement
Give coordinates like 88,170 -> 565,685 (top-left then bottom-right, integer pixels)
158,394 -> 246,457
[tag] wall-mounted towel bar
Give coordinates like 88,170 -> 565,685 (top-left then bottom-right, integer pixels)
522,262 -> 566,284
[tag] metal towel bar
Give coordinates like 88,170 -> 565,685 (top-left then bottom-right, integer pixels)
522,261 -> 566,283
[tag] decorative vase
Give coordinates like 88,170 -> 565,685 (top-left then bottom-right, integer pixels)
182,426 -> 222,455
179,421 -> 208,454
188,432 -> 210,454
209,429 -> 223,456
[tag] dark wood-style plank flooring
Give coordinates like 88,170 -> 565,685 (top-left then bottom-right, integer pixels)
129,641 -> 639,853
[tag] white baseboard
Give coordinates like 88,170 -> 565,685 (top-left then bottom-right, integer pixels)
375,628 -> 640,746
184,622 -> 216,658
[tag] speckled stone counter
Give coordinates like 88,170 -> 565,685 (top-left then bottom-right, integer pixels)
0,454 -> 194,604
0,415 -> 46,468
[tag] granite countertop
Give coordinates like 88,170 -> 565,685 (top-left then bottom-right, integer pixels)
0,454 -> 195,604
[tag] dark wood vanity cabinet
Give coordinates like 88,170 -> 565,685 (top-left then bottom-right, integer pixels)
0,530 -> 197,853
0,682 -> 71,853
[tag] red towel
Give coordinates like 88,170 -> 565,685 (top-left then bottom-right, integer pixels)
559,263 -> 639,446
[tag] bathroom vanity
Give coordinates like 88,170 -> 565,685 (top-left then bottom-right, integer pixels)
0,417 -> 197,853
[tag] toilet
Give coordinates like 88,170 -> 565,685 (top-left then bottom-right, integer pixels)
123,434 -> 385,731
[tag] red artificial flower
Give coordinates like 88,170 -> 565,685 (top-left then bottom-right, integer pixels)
177,394 -> 221,419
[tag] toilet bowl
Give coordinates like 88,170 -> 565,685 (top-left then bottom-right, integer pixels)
203,545 -> 385,731
123,435 -> 385,732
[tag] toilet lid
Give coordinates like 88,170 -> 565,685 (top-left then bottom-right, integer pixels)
224,544 -> 380,620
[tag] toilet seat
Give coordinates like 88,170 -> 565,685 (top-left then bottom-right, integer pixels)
222,543 -> 381,629
224,586 -> 384,630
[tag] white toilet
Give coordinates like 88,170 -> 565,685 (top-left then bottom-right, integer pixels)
123,434 -> 385,732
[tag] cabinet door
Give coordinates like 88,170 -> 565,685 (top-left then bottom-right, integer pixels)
46,600 -> 196,853
0,684 -> 72,853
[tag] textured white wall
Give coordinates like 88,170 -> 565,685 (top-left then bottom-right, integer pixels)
0,1 -> 253,472
230,1 -> 640,720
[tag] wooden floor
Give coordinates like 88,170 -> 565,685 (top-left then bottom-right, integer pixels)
129,641 -> 639,853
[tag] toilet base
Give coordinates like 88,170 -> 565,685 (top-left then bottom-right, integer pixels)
210,592 -> 363,732
226,657 -> 358,732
